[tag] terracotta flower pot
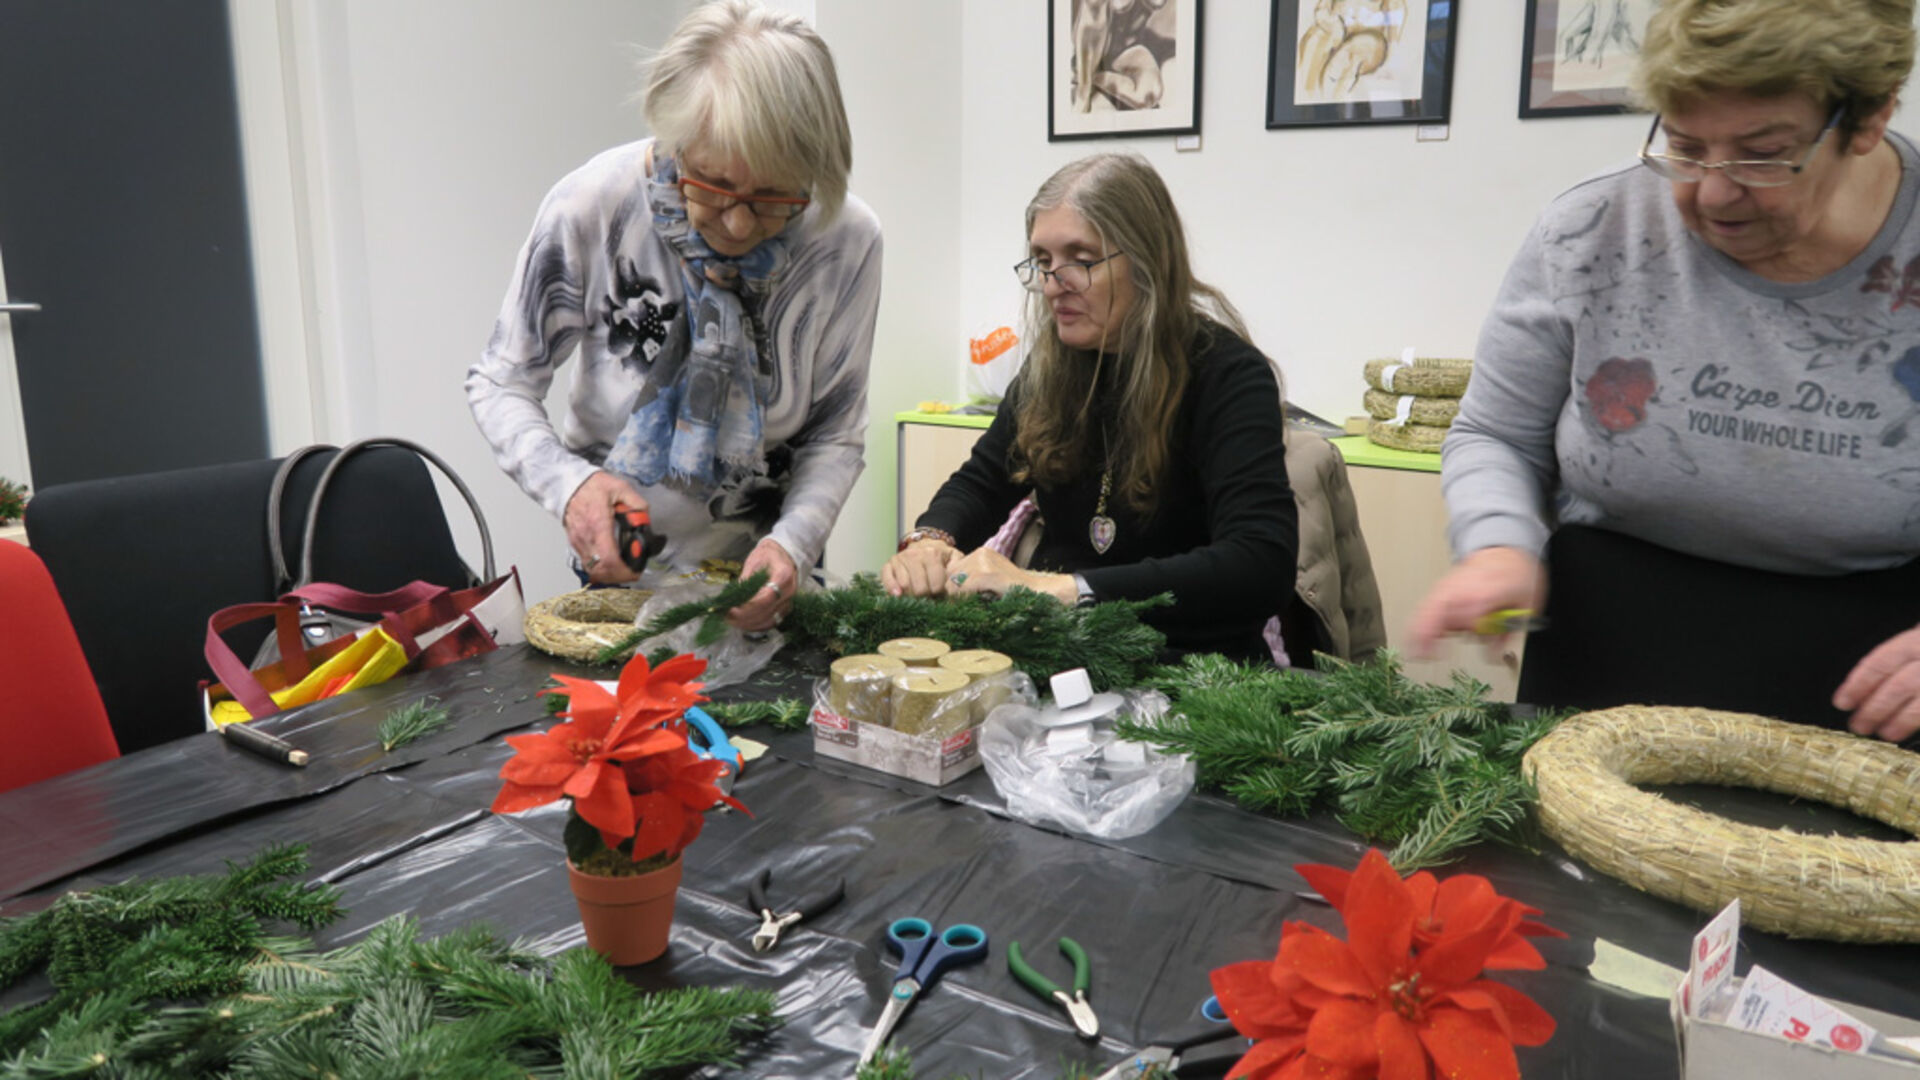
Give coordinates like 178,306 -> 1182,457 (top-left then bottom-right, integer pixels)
567,856 -> 683,965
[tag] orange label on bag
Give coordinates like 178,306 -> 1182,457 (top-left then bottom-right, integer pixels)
969,327 -> 1018,365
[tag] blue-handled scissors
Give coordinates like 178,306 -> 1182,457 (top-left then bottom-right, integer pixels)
683,705 -> 741,796
856,917 -> 989,1068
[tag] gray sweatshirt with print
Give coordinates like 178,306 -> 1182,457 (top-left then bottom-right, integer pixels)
1443,134 -> 1920,576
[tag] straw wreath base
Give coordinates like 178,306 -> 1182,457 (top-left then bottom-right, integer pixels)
523,587 -> 653,663
1362,356 -> 1474,396
1363,387 -> 1460,426
1365,417 -> 1448,453
1524,705 -> 1920,942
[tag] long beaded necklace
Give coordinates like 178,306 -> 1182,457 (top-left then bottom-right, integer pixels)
1089,466 -> 1116,554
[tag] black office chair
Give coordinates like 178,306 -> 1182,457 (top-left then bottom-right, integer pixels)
26,443 -> 474,753
1516,524 -> 1920,729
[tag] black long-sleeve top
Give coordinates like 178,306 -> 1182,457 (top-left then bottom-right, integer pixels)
916,326 -> 1297,659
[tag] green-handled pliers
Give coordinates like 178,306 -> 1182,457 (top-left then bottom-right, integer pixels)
1008,937 -> 1098,1039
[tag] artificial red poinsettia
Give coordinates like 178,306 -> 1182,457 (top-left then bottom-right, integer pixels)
490,652 -> 746,865
1211,850 -> 1558,1080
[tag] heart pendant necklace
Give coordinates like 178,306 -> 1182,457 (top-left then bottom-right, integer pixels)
1088,466 -> 1117,554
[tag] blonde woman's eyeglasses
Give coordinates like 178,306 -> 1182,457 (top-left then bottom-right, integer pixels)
1638,106 -> 1843,189
679,175 -> 811,220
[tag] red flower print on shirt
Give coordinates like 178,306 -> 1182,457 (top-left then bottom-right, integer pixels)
1585,357 -> 1656,433
1862,254 -> 1920,312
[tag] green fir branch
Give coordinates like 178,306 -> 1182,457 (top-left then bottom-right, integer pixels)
379,697 -> 452,752
594,571 -> 770,664
2,867 -> 778,1078
704,698 -> 810,732
1118,651 -> 1570,869
782,573 -> 1169,691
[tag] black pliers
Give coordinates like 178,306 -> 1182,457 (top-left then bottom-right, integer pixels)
1009,937 -> 1099,1039
746,868 -> 845,952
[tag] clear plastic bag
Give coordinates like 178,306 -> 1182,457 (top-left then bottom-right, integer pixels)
628,576 -> 783,690
977,689 -> 1195,839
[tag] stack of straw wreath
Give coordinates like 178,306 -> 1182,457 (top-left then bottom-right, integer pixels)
1524,704 -> 1920,943
1361,356 -> 1473,453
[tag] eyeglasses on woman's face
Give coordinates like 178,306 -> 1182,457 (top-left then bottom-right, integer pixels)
1012,251 -> 1122,294
1638,105 -> 1844,189
678,174 -> 811,220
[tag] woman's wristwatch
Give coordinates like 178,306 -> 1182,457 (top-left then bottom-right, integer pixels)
1072,573 -> 1097,608
897,527 -> 957,552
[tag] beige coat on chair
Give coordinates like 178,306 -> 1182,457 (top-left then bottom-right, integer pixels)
1285,431 -> 1385,662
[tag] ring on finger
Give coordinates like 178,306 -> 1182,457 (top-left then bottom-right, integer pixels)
950,572 -> 968,586
584,553 -> 601,569
770,583 -> 783,599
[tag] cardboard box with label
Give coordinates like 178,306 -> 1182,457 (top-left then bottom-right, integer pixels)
1672,899 -> 1920,1078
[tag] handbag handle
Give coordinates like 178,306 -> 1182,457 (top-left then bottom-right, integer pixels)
291,437 -> 497,590
266,443 -> 340,595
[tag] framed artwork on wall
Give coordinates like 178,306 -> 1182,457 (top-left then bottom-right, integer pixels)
1520,0 -> 1658,118
1266,0 -> 1457,130
1048,0 -> 1203,141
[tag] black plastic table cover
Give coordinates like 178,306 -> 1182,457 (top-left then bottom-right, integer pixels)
3,645 -> 1918,1080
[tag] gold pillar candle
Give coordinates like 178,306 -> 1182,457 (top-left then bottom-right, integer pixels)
828,654 -> 907,726
877,637 -> 950,667
889,669 -> 972,737
937,649 -> 1015,723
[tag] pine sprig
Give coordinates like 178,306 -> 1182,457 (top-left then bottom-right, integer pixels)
704,698 -> 809,732
783,573 -> 1169,691
2,881 -> 777,1076
378,696 -> 452,752
0,845 -> 342,1058
1118,652 -> 1568,870
594,571 -> 771,664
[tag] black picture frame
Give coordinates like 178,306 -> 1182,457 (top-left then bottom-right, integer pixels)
1048,0 -> 1203,142
1266,0 -> 1457,130
1520,0 -> 1655,118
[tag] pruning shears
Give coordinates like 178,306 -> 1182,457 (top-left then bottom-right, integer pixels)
1008,937 -> 1098,1039
683,705 -> 741,798
613,502 -> 666,573
746,867 -> 846,952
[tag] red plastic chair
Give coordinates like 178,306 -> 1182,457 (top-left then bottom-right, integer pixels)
0,539 -> 119,792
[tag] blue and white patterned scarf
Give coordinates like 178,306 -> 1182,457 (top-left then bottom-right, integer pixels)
604,152 -> 790,493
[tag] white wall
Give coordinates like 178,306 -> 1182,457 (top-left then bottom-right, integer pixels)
260,1 -> 691,604
956,1 -> 1920,423
815,0 -> 963,576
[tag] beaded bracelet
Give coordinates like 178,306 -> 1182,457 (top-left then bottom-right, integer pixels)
897,527 -> 958,552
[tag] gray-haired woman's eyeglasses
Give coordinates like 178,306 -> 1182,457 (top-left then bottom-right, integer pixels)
1638,106 -> 1843,189
1013,252 -> 1122,294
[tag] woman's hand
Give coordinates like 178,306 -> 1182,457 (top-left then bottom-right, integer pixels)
1406,546 -> 1546,660
1834,624 -> 1920,743
945,548 -> 1077,605
726,537 -> 799,632
565,471 -> 649,584
883,539 -> 961,597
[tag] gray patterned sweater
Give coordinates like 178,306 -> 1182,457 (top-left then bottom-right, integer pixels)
1444,133 -> 1920,576
467,139 -> 883,572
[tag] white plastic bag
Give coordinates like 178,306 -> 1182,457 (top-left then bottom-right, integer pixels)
966,326 -> 1021,405
977,688 -> 1195,840
628,576 -> 783,690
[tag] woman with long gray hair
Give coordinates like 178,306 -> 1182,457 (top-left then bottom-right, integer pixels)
884,153 -> 1297,660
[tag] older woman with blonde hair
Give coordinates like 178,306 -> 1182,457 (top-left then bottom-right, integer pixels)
883,153 -> 1297,660
468,0 -> 881,630
1411,0 -> 1920,739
